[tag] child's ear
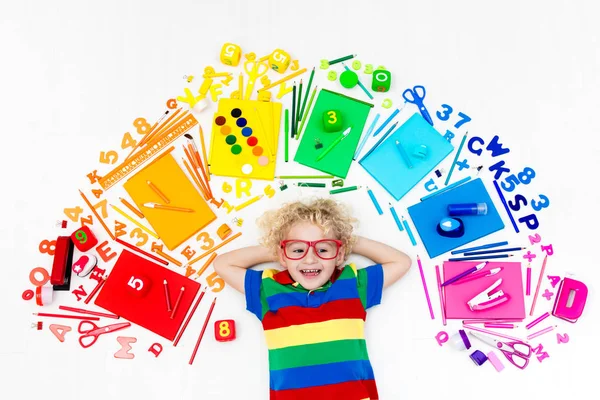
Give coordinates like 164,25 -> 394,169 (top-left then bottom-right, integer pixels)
336,246 -> 346,267
277,247 -> 288,268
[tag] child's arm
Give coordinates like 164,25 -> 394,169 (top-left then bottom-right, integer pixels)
213,246 -> 278,294
351,236 -> 412,288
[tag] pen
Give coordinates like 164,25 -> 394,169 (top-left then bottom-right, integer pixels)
441,262 -> 487,286
316,126 -> 352,161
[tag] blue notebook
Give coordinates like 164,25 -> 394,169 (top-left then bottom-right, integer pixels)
407,178 -> 505,258
359,112 -> 454,201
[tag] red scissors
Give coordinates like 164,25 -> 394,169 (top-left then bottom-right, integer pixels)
78,320 -> 131,348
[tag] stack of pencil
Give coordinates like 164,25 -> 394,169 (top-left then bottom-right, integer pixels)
448,241 -> 526,261
182,129 -> 213,201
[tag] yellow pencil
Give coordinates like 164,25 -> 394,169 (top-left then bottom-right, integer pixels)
258,68 -> 307,92
239,72 -> 244,100
234,195 -> 263,211
188,232 -> 242,265
110,204 -> 159,239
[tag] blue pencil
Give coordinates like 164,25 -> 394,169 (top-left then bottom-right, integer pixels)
450,241 -> 510,255
372,108 -> 399,137
420,176 -> 471,201
444,132 -> 468,186
366,187 -> 383,215
463,247 -> 526,256
449,254 -> 513,262
342,63 -> 373,100
389,203 -> 404,232
402,216 -> 417,246
354,113 -> 380,160
358,123 -> 400,163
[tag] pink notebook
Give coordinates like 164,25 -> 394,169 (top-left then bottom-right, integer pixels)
443,261 -> 525,320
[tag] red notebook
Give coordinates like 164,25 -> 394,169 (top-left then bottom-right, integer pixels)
95,250 -> 200,340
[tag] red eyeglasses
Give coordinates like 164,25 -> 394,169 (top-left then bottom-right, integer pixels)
280,239 -> 343,260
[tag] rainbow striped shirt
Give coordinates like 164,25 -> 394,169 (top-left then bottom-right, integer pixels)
245,263 -> 384,400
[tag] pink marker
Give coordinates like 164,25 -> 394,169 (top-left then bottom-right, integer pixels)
484,323 -> 517,329
463,324 -> 527,342
526,312 -> 550,330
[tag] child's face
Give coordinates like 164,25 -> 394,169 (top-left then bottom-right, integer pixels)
277,221 -> 345,290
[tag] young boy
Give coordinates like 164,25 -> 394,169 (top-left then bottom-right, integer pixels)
214,198 -> 412,400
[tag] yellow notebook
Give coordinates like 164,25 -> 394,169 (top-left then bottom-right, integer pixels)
123,149 -> 216,250
209,98 -> 282,180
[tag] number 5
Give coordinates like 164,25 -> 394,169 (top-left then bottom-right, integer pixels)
206,271 -> 225,292
273,51 -> 287,63
128,276 -> 143,291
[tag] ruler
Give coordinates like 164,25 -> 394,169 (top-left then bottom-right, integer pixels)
99,114 -> 198,190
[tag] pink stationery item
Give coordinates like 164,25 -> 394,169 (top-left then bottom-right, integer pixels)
467,278 -> 510,311
529,255 -> 548,316
487,351 -> 505,372
526,264 -> 531,296
417,255 -> 435,319
452,267 -> 502,285
552,277 -> 588,323
484,323 -> 516,329
525,312 -> 550,330
463,324 -> 525,342
435,265 -> 446,326
527,325 -> 556,340
463,319 -> 522,324
443,261 -> 525,320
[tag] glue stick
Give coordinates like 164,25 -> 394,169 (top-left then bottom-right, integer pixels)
448,203 -> 488,216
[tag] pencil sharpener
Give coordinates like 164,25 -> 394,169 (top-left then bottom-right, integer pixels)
436,217 -> 464,238
217,223 -> 232,240
332,179 -> 344,187
413,145 -> 428,159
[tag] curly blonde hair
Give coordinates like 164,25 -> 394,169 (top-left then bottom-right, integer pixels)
257,198 -> 357,258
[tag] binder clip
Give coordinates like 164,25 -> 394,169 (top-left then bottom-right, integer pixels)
314,138 -> 323,149
279,180 -> 288,191
552,277 -> 588,323
55,220 -> 68,229
467,278 -> 510,311
332,179 -> 344,187
232,217 -> 244,227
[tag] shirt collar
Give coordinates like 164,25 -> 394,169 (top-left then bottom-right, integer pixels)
272,267 -> 344,289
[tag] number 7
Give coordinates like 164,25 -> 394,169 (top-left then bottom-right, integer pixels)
454,112 -> 471,128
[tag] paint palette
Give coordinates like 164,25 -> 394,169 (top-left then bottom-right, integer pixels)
209,98 -> 282,180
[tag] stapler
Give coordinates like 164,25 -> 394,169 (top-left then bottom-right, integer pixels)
467,278 -> 510,311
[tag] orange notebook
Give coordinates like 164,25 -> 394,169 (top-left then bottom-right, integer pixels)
95,250 -> 200,341
123,148 -> 216,250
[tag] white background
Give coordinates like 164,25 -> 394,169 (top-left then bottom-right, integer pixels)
2,0 -> 600,399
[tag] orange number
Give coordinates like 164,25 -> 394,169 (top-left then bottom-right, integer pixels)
196,232 -> 215,250
64,206 -> 83,222
99,150 -> 118,164
206,271 -> 225,292
121,132 -> 137,149
39,240 -> 57,256
130,228 -> 148,247
133,118 -> 151,135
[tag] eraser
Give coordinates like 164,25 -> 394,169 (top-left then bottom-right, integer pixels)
487,351 -> 505,372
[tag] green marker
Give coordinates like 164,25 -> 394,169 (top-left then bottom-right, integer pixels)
296,182 -> 326,188
284,109 -> 289,162
330,186 -> 361,194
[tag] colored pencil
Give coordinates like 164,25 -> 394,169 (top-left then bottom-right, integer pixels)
234,194 -> 263,211
402,216 -> 417,246
372,108 -> 399,137
527,325 -> 557,341
284,109 -> 289,162
484,323 -> 516,329
530,255 -> 548,316
395,139 -> 413,169
58,306 -> 119,319
276,175 -> 334,179
330,186 -> 361,194
359,123 -> 399,163
33,313 -> 99,321
110,204 -> 159,239
419,176 -> 472,201
119,197 -> 144,219
146,180 -> 170,204
388,203 -> 404,232
366,187 -> 383,215
451,241 -> 510,255
79,190 -> 114,240
115,237 -> 168,266
143,202 -> 193,213
195,253 -> 218,279
342,63 -> 373,99
297,182 -> 326,188
258,68 -> 307,92
417,256 -> 435,320
197,125 -> 210,182
170,286 -> 185,319
526,312 -> 550,330
299,67 -> 315,120
526,263 -> 532,296
354,113 -> 380,160
164,280 -> 172,312
291,82 -> 296,137
435,265 -> 446,326
448,254 -> 513,262
84,277 -> 106,305
188,232 -> 242,265
463,324 -> 525,343
463,319 -> 523,325
463,247 -> 526,256
173,286 -> 207,347
444,131 -> 468,186
297,79 -> 303,125
189,298 -> 217,365
328,54 -> 356,65
296,86 -> 317,140
315,127 -> 351,162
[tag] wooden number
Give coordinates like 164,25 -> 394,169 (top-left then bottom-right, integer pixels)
64,206 -> 83,222
206,271 -> 225,292
121,132 -> 138,149
130,228 -> 148,247
99,151 -> 118,164
133,118 -> 151,135
196,232 -> 215,250
39,239 -> 57,255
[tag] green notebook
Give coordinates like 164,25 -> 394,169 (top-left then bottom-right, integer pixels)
294,89 -> 373,178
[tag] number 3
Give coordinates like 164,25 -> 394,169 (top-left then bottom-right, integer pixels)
327,111 -> 337,124
128,276 -> 143,291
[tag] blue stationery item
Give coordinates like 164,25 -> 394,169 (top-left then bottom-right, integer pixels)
450,241 -> 509,255
420,176 -> 471,201
402,216 -> 417,246
360,112 -> 454,201
407,178 -> 505,258
372,108 -> 400,137
389,203 -> 404,232
403,85 -> 434,126
366,187 -> 383,215
354,113 -> 380,160
445,132 -> 468,186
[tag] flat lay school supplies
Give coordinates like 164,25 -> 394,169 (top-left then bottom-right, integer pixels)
95,250 -> 201,341
294,89 -> 373,178
78,320 -> 131,349
360,113 -> 454,201
469,332 -> 533,370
